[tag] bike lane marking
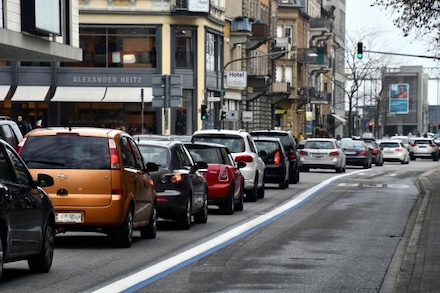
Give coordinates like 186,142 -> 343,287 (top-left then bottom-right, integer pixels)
91,169 -> 367,293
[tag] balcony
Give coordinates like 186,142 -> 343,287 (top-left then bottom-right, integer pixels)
271,82 -> 291,93
231,17 -> 253,33
277,0 -> 306,8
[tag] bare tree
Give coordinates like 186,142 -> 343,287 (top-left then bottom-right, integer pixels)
372,0 -> 440,52
339,30 -> 395,137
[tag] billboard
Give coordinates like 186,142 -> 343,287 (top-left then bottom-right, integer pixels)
389,83 -> 409,114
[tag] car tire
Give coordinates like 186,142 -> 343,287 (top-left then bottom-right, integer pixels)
279,173 -> 288,189
140,205 -> 157,239
234,183 -> 244,211
257,181 -> 265,199
111,209 -> 134,248
433,153 -> 439,161
290,169 -> 300,184
177,196 -> 192,230
194,196 -> 208,224
336,166 -> 343,173
221,186 -> 235,215
246,175 -> 258,202
410,154 -> 416,161
28,221 -> 55,273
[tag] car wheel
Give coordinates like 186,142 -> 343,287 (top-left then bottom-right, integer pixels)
234,183 -> 244,211
246,175 -> 258,202
279,173 -> 288,189
177,196 -> 192,230
194,196 -> 208,224
410,154 -> 416,161
140,205 -> 157,239
221,186 -> 235,215
433,153 -> 439,161
112,209 -> 133,248
28,221 -> 55,273
290,168 -> 300,184
336,166 -> 342,173
257,181 -> 265,199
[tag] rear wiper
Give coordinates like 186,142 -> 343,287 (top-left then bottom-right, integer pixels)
25,159 -> 66,167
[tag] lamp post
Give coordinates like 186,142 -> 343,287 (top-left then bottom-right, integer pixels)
219,48 -> 292,129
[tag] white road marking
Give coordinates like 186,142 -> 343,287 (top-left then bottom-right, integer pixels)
91,170 -> 367,293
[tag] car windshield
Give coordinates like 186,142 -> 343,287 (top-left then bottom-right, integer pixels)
20,136 -> 110,169
304,141 -> 335,149
187,147 -> 221,164
138,145 -> 169,166
192,136 -> 245,153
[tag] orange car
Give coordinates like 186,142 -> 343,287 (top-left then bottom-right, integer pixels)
17,127 -> 158,248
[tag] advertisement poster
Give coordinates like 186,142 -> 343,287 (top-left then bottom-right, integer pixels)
306,111 -> 313,136
389,83 -> 409,114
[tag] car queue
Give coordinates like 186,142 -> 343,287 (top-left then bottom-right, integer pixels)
0,125 -> 438,282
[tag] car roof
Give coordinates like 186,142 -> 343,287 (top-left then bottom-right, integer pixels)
253,136 -> 282,142
184,141 -> 226,149
250,129 -> 291,135
193,129 -> 249,136
137,139 -> 182,147
305,138 -> 336,142
24,127 -> 124,138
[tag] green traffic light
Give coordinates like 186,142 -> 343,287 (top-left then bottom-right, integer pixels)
201,114 -> 208,121
357,53 -> 363,59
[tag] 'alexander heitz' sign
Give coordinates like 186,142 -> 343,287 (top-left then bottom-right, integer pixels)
226,71 -> 247,89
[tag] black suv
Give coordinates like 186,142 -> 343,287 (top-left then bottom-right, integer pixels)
0,116 -> 23,149
250,130 -> 300,184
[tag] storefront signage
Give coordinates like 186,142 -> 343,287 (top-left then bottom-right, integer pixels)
72,75 -> 143,84
188,0 -> 210,12
226,71 -> 247,89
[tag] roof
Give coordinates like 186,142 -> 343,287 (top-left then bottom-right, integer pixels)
24,127 -> 123,138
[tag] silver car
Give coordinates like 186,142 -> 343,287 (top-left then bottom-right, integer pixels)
298,138 -> 346,173
379,140 -> 410,164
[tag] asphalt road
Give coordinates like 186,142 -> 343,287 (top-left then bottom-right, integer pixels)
0,161 -> 435,293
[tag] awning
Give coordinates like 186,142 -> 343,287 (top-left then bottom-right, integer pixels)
11,86 -> 50,101
51,87 -> 106,102
331,113 -> 347,125
102,87 -> 153,103
0,85 -> 10,101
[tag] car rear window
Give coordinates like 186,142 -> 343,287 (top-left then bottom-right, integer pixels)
138,145 -> 169,166
186,147 -> 221,164
380,142 -> 400,148
251,132 -> 292,149
20,136 -> 110,169
192,136 -> 245,153
414,140 -> 431,145
304,141 -> 335,149
255,141 -> 279,153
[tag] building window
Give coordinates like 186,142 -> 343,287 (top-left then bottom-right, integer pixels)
61,26 -> 157,68
206,32 -> 219,72
175,29 -> 193,69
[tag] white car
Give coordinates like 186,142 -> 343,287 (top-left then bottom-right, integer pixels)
379,140 -> 410,164
298,138 -> 346,173
192,129 -> 266,202
409,138 -> 439,161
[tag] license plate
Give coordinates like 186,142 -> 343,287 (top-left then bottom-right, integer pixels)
418,146 -> 426,148
56,212 -> 83,223
311,153 -> 324,158
345,151 -> 356,155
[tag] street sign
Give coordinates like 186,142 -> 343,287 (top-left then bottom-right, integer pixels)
207,96 -> 221,102
170,74 -> 182,97
242,111 -> 253,122
152,97 -> 165,108
152,75 -> 165,97
226,71 -> 247,89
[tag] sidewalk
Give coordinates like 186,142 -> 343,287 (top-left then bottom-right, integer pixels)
395,167 -> 440,292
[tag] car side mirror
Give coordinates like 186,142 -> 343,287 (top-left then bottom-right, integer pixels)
36,174 -> 54,187
237,161 -> 246,169
145,162 -> 159,172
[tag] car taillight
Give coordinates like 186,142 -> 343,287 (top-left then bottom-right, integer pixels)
358,150 -> 366,156
288,151 -> 297,160
218,168 -> 229,181
329,151 -> 339,156
108,139 -> 120,169
111,189 -> 123,195
299,150 -> 308,156
395,148 -> 404,152
371,149 -> 378,155
274,151 -> 281,165
235,155 -> 253,163
16,137 -> 27,154
430,144 -> 435,147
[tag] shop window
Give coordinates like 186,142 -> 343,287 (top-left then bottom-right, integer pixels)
175,29 -> 193,69
62,26 -> 157,68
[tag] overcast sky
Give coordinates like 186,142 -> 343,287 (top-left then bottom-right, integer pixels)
345,1 -> 440,105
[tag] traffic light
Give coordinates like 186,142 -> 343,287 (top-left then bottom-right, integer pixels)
368,122 -> 373,131
357,42 -> 363,59
220,110 -> 227,120
201,105 -> 208,121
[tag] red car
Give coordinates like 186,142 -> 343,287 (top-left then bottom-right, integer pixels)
185,142 -> 246,215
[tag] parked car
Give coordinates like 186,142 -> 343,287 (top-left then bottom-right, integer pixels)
253,137 -> 290,189
185,142 -> 245,214
379,140 -> 410,164
137,139 -> 208,229
249,130 -> 300,184
364,140 -> 384,166
298,138 -> 346,173
340,139 -> 372,168
17,127 -> 158,248
133,134 -> 192,143
0,116 -> 23,149
409,138 -> 439,161
0,138 -> 55,280
192,129 -> 266,202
